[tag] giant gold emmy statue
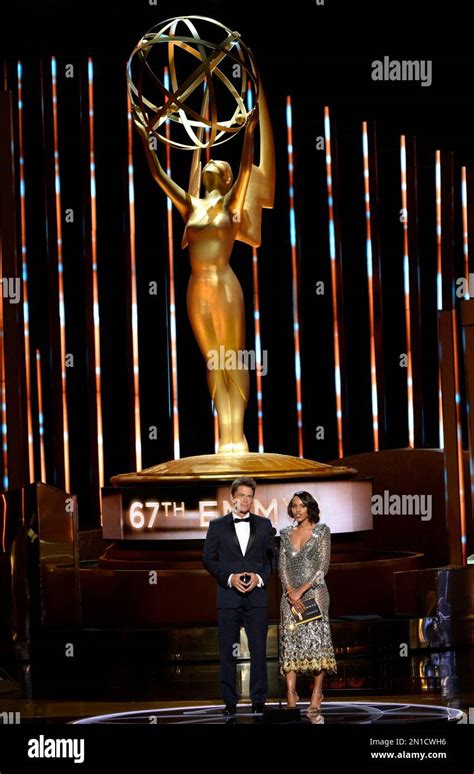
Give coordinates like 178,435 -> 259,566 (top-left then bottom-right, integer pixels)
129,15 -> 273,455
114,15 -> 352,482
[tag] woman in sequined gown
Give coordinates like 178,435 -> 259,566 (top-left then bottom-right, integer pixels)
278,491 -> 337,713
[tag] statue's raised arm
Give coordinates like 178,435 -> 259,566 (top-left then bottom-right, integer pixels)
132,107 -> 192,223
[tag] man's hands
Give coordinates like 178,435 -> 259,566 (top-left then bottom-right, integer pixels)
230,573 -> 249,593
286,586 -> 306,615
230,572 -> 260,593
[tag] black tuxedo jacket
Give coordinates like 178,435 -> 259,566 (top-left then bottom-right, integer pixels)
202,512 -> 276,608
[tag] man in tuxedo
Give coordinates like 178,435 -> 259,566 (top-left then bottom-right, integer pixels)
202,476 -> 276,716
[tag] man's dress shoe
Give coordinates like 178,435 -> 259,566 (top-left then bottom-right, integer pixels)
223,704 -> 237,716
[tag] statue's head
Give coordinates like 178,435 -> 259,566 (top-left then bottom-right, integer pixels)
202,159 -> 233,194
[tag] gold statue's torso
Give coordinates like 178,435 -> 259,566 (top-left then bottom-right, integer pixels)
185,195 -> 247,449
185,196 -> 237,271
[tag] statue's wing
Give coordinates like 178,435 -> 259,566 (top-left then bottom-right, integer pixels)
235,82 -> 275,248
235,162 -> 274,247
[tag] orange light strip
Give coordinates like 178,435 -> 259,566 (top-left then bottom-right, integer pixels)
1,66 -> 9,491
0,494 -> 6,552
247,84 -> 264,452
286,97 -> 304,457
252,247 -> 264,453
435,150 -> 444,449
400,136 -> 414,448
17,61 -> 35,480
87,59 -> 105,509
163,68 -> 181,459
51,57 -> 70,490
451,306 -> 467,563
461,167 -> 470,298
0,314 -> 7,491
126,89 -> 142,471
35,349 -> 46,482
362,122 -> 380,450
460,168 -> 471,558
324,107 -> 343,457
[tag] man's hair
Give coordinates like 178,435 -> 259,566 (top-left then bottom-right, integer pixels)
230,477 -> 257,497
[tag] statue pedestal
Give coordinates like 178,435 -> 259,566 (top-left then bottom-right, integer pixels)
110,451 -> 356,485
102,452 -> 371,541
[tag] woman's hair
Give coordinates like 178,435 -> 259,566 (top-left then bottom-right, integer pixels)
287,490 -> 320,524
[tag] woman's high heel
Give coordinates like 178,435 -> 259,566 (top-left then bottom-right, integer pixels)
308,689 -> 324,712
286,689 -> 299,708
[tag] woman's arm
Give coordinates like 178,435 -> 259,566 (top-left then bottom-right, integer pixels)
133,111 -> 192,222
278,533 -> 292,593
296,525 -> 331,597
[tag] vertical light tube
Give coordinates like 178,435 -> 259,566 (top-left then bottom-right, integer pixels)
0,495 -> 6,552
87,59 -> 104,507
17,61 -> 35,480
1,70 -> 12,516
126,89 -> 142,470
435,150 -> 444,449
252,247 -> 264,453
285,97 -> 303,457
163,67 -> 181,459
400,136 -> 415,448
1,65 -> 10,491
435,152 -> 443,311
0,322 -> 7,491
461,167 -> 470,299
51,56 -> 71,490
451,307 -> 467,563
461,167 -> 472,550
324,107 -> 344,458
246,83 -> 264,452
35,349 -> 46,482
362,122 -> 380,450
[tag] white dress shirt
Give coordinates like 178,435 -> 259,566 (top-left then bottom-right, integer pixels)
227,515 -> 264,588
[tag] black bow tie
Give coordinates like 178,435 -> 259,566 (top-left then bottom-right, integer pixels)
233,516 -> 251,523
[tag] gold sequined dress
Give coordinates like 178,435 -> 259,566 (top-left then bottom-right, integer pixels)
278,523 -> 337,676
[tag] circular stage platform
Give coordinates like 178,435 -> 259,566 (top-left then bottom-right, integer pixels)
72,701 -> 465,725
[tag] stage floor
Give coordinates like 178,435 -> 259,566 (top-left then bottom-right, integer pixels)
70,700 -> 464,725
0,693 -> 471,725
